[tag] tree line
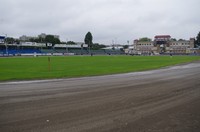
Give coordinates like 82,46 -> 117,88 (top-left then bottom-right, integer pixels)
5,32 -> 106,50
4,31 -> 200,48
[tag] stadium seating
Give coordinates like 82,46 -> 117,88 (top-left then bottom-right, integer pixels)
104,49 -> 125,55
0,49 -> 41,55
90,50 -> 106,55
0,45 -> 125,56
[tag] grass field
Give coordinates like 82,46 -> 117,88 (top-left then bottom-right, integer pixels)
0,55 -> 200,81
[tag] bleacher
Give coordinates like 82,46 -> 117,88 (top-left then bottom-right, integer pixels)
90,50 -> 106,55
0,49 -> 41,55
104,49 -> 125,55
68,49 -> 88,55
40,49 -> 55,53
0,44 -> 125,56
54,49 -> 68,53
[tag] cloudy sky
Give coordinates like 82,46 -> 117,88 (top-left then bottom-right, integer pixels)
0,0 -> 200,44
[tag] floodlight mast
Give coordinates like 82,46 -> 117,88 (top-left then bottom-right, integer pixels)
5,34 -> 8,56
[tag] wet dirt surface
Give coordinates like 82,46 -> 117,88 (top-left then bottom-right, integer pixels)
0,62 -> 200,132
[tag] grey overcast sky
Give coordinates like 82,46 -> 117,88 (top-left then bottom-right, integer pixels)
0,0 -> 200,44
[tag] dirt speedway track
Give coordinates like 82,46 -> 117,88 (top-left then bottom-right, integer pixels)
0,62 -> 200,132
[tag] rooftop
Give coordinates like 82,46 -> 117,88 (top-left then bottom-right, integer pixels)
154,35 -> 171,38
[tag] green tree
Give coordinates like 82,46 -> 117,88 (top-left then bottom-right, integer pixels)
138,37 -> 151,42
15,39 -> 20,44
6,37 -> 15,44
29,38 -> 40,43
91,43 -> 106,50
84,32 -> 93,48
66,41 -> 76,44
195,31 -> 200,47
45,35 -> 60,45
5,37 -> 20,44
171,38 -> 177,41
123,45 -> 129,49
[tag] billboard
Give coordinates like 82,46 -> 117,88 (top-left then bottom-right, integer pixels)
0,36 -> 5,44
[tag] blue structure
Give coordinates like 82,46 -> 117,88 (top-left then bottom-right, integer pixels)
0,36 -> 5,44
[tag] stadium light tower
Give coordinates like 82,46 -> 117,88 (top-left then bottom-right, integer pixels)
5,34 -> 8,56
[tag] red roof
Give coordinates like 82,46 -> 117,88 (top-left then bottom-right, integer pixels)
154,35 -> 171,38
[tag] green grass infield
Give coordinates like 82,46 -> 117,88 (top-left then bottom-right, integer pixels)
0,55 -> 200,81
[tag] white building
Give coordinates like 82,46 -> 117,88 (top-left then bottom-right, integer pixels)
130,35 -> 195,55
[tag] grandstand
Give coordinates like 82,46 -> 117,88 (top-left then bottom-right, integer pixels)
104,49 -> 124,55
0,44 -> 41,55
89,49 -> 105,55
0,42 -> 125,56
